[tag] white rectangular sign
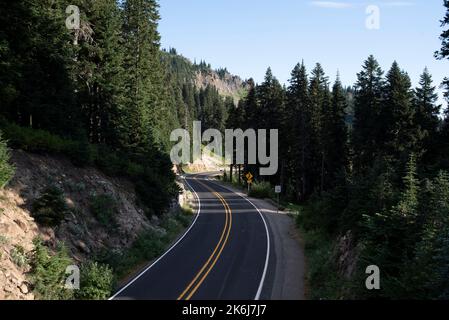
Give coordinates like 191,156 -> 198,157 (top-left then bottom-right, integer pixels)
275,185 -> 281,194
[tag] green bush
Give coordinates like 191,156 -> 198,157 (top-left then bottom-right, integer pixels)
89,194 -> 118,227
248,181 -> 274,199
10,245 -> 29,268
30,239 -> 74,300
32,186 -> 70,226
76,261 -> 113,300
0,131 -> 15,188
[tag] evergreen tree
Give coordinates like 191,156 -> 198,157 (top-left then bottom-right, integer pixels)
257,68 -> 285,183
381,62 -> 418,166
121,0 -> 163,151
324,74 -> 349,189
0,0 -> 78,136
73,0 -> 125,146
435,0 -> 449,101
352,55 -> 385,173
413,68 -> 441,162
287,62 -> 311,200
309,63 -> 329,193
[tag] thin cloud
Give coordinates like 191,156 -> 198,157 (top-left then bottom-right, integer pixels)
309,1 -> 353,9
381,1 -> 415,7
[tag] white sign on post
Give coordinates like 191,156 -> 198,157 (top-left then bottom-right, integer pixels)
275,185 -> 281,194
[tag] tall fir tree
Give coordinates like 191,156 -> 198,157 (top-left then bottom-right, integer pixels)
72,0 -> 126,146
121,0 -> 164,151
413,68 -> 441,163
436,1 -> 449,169
324,74 -> 349,189
381,62 -> 419,167
309,63 -> 328,193
352,55 -> 385,174
287,62 -> 311,200
257,68 -> 285,183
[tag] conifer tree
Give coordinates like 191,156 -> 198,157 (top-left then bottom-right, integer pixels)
324,75 -> 349,188
287,62 -> 311,200
352,55 -> 385,173
309,63 -> 328,193
73,0 -> 125,146
414,68 -> 441,161
381,62 -> 418,164
121,0 -> 163,151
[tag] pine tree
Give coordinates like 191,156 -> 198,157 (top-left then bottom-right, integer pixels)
381,62 -> 418,165
309,63 -> 329,193
436,1 -> 449,169
121,0 -> 163,151
324,74 -> 349,188
414,68 -> 441,162
0,0 -> 78,136
73,0 -> 125,146
257,68 -> 285,183
352,55 -> 385,173
287,62 -> 310,200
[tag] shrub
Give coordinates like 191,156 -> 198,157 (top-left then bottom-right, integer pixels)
30,239 -> 74,300
0,131 -> 15,188
76,261 -> 113,300
89,194 -> 118,227
32,186 -> 70,226
10,245 -> 29,268
248,181 -> 274,199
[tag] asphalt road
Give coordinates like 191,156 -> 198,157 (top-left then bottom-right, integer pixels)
110,174 -> 271,300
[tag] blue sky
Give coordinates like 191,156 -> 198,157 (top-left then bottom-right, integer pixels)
159,0 -> 448,107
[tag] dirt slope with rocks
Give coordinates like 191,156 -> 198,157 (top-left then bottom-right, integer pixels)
0,150 -> 164,299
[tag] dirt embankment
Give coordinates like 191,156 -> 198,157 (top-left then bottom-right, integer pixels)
0,150 -> 163,299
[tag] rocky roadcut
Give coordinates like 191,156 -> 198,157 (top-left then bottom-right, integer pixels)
0,150 -> 188,300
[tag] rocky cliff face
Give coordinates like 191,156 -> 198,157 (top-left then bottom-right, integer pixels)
194,70 -> 248,103
0,150 -> 156,299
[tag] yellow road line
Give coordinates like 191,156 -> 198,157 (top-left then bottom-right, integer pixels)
185,193 -> 232,300
177,178 -> 232,300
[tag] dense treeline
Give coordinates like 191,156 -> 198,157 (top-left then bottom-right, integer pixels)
0,0 -> 233,216
227,2 -> 449,299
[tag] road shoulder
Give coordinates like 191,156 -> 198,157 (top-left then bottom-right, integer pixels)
209,177 -> 306,300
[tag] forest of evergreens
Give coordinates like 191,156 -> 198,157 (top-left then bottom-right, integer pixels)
0,0 -> 234,216
225,1 -> 449,299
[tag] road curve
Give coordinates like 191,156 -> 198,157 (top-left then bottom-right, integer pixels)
110,174 -> 271,300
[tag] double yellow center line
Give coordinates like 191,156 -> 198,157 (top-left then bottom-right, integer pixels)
177,179 -> 232,300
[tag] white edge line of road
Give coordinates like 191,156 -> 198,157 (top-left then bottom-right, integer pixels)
108,175 -> 201,300
205,176 -> 271,301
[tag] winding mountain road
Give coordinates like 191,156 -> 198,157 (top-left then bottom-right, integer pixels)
110,173 -> 303,300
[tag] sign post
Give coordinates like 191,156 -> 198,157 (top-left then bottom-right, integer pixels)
245,172 -> 253,194
275,185 -> 281,214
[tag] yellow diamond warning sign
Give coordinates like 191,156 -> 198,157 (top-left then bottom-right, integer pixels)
245,172 -> 253,184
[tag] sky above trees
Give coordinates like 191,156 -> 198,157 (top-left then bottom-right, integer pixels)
159,0 -> 448,108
